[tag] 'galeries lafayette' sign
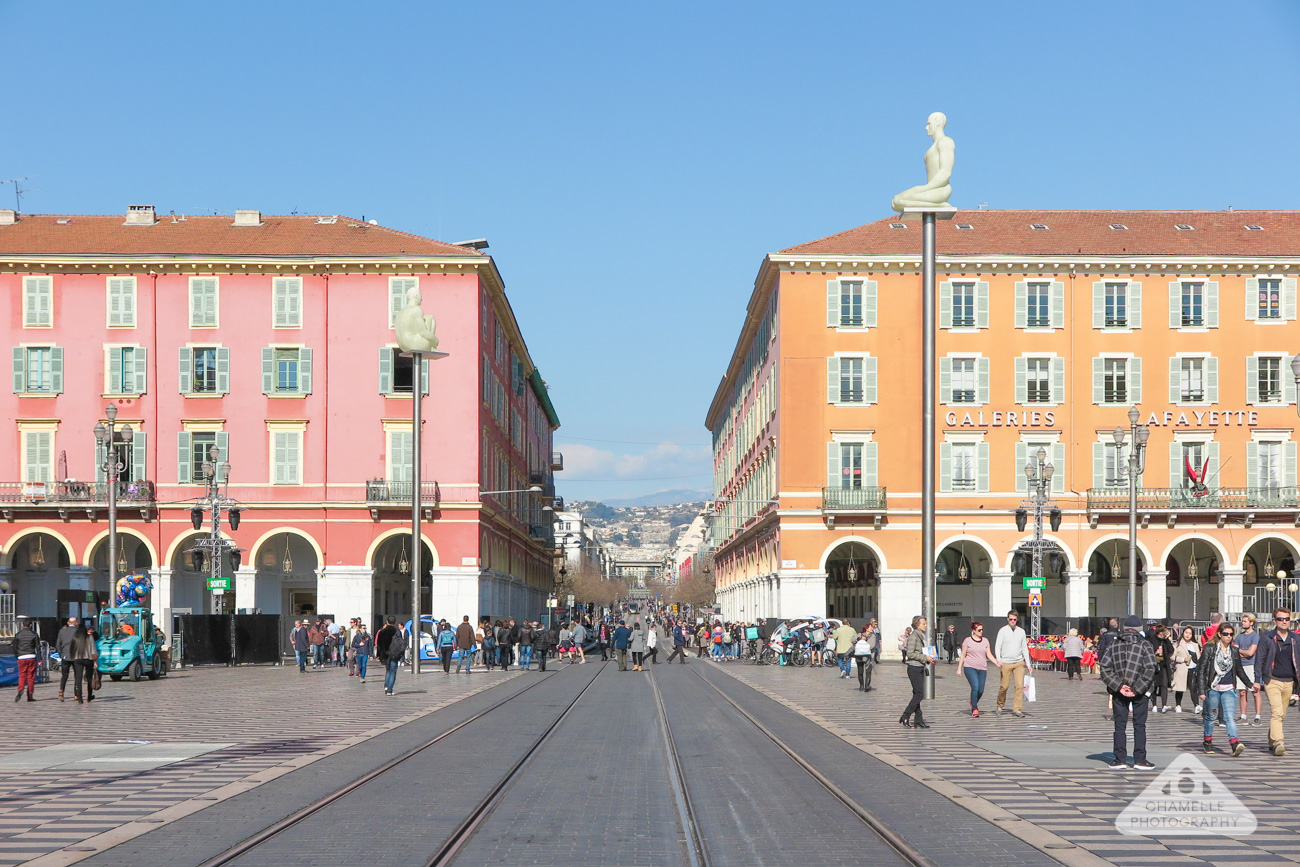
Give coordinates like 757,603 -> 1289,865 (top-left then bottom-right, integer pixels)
945,409 -> 1262,428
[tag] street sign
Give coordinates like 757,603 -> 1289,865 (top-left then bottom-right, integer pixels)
1028,590 -> 1043,607
1022,577 -> 1047,590
207,578 -> 231,591
566,594 -> 575,608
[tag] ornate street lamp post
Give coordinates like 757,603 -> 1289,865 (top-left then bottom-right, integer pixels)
1023,448 -> 1055,640
93,405 -> 133,604
1112,406 -> 1150,617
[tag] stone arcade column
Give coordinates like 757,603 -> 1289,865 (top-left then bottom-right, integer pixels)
775,569 -> 827,620
1219,568 -> 1245,617
153,567 -> 172,634
878,570 -> 921,660
988,571 -> 1013,619
234,566 -> 257,613
1066,570 -> 1090,620
317,566 -> 373,628
1143,570 -> 1169,621
430,565 -> 482,625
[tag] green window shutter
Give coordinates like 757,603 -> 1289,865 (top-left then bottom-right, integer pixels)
1093,442 -> 1105,489
1169,357 -> 1181,403
1051,281 -> 1065,328
1206,357 -> 1219,403
108,279 -> 123,326
261,348 -> 274,394
977,357 -> 990,404
26,432 -> 50,484
379,348 -> 393,394
1130,358 -> 1142,405
864,442 -> 878,488
1053,442 -> 1065,494
1246,442 -> 1259,489
1092,357 -> 1104,404
1015,441 -> 1027,494
12,347 -> 24,393
1014,357 -> 1027,404
121,348 -> 136,394
274,278 -> 301,327
273,280 -> 288,327
1168,281 -> 1181,329
177,432 -> 192,484
109,348 -> 123,394
94,436 -> 107,483
215,347 -> 230,394
1051,357 -> 1065,404
1206,281 -> 1219,328
976,282 -> 989,329
134,348 -> 147,394
939,357 -> 952,404
299,348 -> 313,394
977,442 -> 990,493
1014,281 -> 1027,328
1284,278 -> 1298,321
274,433 -> 289,484
826,442 -> 838,488
1286,441 -> 1298,488
131,432 -> 147,482
1245,278 -> 1259,321
1170,443 -> 1182,489
391,431 -> 414,482
1246,356 -> 1260,404
420,357 -> 430,395
827,279 -> 840,326
863,356 -> 877,404
390,278 -> 416,327
1208,442 -> 1220,490
1129,282 -> 1142,328
215,432 -> 230,475
1093,281 -> 1106,328
1286,361 -> 1298,405
827,357 -> 840,403
50,347 -> 63,394
939,282 -> 952,328
864,281 -> 878,328
939,442 -> 952,492
177,347 -> 191,393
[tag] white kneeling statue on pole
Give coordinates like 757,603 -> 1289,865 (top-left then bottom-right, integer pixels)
395,288 -> 440,352
891,111 -> 955,213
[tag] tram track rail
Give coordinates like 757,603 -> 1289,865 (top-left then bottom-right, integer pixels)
682,664 -> 940,867
647,661 -> 711,867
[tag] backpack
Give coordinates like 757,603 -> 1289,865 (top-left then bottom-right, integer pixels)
722,631 -> 732,643
854,638 -> 871,657
438,629 -> 455,648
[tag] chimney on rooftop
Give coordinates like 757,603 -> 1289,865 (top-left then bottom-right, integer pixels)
0,209 -> 15,226
233,209 -> 263,227
124,205 -> 157,226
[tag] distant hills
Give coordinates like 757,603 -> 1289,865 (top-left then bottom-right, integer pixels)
602,489 -> 710,508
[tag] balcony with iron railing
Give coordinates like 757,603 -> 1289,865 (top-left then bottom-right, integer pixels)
1087,486 -> 1300,513
0,479 -> 157,520
551,451 -> 564,471
821,486 -> 888,511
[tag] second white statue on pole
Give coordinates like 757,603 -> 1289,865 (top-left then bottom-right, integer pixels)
395,288 -> 441,352
891,112 -> 955,213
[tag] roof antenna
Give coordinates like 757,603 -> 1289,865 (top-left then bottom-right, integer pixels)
3,176 -> 37,212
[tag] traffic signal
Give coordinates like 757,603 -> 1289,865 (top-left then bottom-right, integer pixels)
1015,508 -> 1027,532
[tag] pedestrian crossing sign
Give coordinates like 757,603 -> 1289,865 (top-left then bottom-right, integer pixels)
1028,590 -> 1043,607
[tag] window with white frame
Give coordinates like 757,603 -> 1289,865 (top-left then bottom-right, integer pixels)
1246,438 -> 1297,499
1169,438 -> 1218,497
827,355 -> 877,405
1247,277 -> 1297,322
1258,278 -> 1282,320
21,429 -> 53,484
189,278 -> 219,327
952,357 -> 976,403
270,428 -> 303,484
1103,358 -> 1128,404
387,428 -> 413,482
389,277 -> 417,328
1026,282 -> 1051,327
1181,282 -> 1204,327
941,280 -> 988,329
378,348 -> 428,395
261,347 -> 313,395
1026,358 -> 1051,403
1105,282 -> 1127,327
1257,441 -> 1282,491
12,346 -> 63,394
826,279 -> 876,328
951,443 -> 977,490
1247,355 -> 1296,405
273,277 -> 302,327
1104,442 -> 1128,488
1016,440 -> 1065,494
1171,356 -> 1218,404
179,346 -> 229,395
951,282 -> 976,328
23,277 -> 52,327
1093,280 -> 1143,329
107,277 -> 136,327
940,356 -> 988,405
1181,358 -> 1204,401
940,438 -> 987,492
177,430 -> 229,484
105,346 -> 147,395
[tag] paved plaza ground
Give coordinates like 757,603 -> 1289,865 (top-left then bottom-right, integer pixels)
0,655 -> 1295,866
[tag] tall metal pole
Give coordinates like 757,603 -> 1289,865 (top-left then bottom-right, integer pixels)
410,359 -> 423,677
1030,452 -> 1045,641
921,212 -> 937,699
1127,416 -> 1139,619
107,436 -> 119,608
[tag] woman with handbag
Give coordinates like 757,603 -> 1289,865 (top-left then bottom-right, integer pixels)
70,620 -> 99,703
1171,625 -> 1199,713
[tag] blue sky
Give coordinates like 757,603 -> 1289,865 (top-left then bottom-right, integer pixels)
4,1 -> 1299,501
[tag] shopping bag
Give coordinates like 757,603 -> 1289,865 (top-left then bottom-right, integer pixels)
1023,673 -> 1037,703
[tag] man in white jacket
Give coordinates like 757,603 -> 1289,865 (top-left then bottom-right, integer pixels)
994,610 -> 1029,717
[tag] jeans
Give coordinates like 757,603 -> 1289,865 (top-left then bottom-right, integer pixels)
356,654 -> 368,679
1203,689 -> 1238,740
520,645 -> 533,669
837,653 -> 852,676
712,643 -> 723,659
455,648 -> 473,672
384,659 -> 399,693
295,649 -> 308,671
312,645 -> 325,667
964,667 -> 987,709
1111,691 -> 1149,764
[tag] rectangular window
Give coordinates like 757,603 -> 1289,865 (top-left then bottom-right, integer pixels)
951,443 -> 976,490
839,281 -> 864,327
389,277 -> 417,327
1180,357 -> 1205,402
839,357 -> 864,403
273,277 -> 302,327
189,278 -> 218,327
1026,358 -> 1051,403
23,277 -> 52,327
1258,279 -> 1282,320
272,431 -> 302,484
951,282 -> 975,327
839,443 -> 863,489
1181,282 -> 1204,327
107,277 -> 136,327
275,349 -> 299,393
1258,441 -> 1283,491
22,347 -> 54,393
190,432 -> 217,482
1105,443 -> 1129,487
1258,357 -> 1282,403
951,357 -> 976,403
1026,282 -> 1051,327
1103,358 -> 1128,404
107,346 -> 148,395
1105,282 -> 1127,327
1180,442 -> 1206,493
388,430 -> 413,482
193,348 -> 218,394
22,430 -> 52,484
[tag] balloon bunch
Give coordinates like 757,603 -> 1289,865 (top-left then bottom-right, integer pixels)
115,571 -> 153,606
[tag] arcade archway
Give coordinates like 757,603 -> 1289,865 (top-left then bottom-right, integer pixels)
824,540 -> 878,622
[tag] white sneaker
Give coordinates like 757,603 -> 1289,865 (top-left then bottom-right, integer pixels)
1194,705 -> 1202,714
1175,706 -> 1182,713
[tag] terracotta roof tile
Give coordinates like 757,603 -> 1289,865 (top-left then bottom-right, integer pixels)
0,213 -> 478,258
779,210 -> 1300,258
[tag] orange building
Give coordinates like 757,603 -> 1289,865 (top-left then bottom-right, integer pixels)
705,210 -> 1300,650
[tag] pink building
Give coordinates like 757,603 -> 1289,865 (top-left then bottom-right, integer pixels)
0,206 -> 561,640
